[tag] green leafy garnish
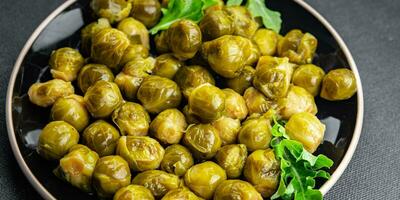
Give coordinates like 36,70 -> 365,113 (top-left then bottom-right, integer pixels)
226,0 -> 243,6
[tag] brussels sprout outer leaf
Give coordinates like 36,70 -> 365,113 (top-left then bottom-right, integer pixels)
246,0 -> 282,33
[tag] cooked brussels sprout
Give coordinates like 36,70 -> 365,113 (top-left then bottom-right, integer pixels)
130,0 -> 161,28
91,0 -> 131,24
199,9 -> 233,40
277,29 -> 318,64
82,120 -> 120,157
84,80 -> 123,118
93,155 -> 132,198
117,17 -> 149,49
183,124 -> 221,160
211,116 -> 241,146
292,64 -> 325,96
222,88 -> 248,120
247,41 -> 261,67
215,144 -> 247,178
174,65 -> 215,98
116,136 -> 165,171
155,31 -> 169,54
50,95 -> 89,132
120,44 -> 150,65
225,6 -> 258,38
285,112 -> 326,153
137,76 -> 182,113
114,185 -> 155,200
49,47 -> 84,81
182,105 -> 201,124
160,144 -> 194,177
226,65 -> 255,95
53,145 -> 99,193
184,161 -> 227,199
28,79 -> 74,107
132,170 -> 181,198
188,84 -> 225,123
252,28 -> 279,56
37,121 -> 79,160
161,187 -> 202,200
213,180 -> 262,200
278,85 -> 317,119
238,115 -> 272,151
150,109 -> 187,144
81,18 -> 111,56
243,87 -> 277,115
153,54 -> 184,79
77,64 -> 114,93
320,68 -> 357,101
112,102 -> 151,136
244,149 -> 280,198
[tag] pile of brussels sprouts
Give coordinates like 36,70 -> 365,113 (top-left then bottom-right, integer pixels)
27,0 -> 358,199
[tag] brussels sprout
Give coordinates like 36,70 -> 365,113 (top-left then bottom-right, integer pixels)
117,17 -> 149,49
53,145 -> 99,193
112,102 -> 151,136
243,87 -> 277,115
285,112 -> 326,153
120,44 -> 150,65
225,6 -> 258,38
161,187 -> 202,200
130,0 -> 161,28
320,68 -> 357,101
49,47 -> 84,81
153,54 -> 184,79
292,64 -> 325,96
28,79 -> 74,107
253,56 -> 295,99
132,170 -> 181,198
182,105 -> 201,124
90,0 -> 131,24
215,144 -> 247,178
184,161 -> 227,199
114,185 -> 155,200
174,65 -> 215,98
37,121 -> 79,160
183,124 -> 221,160
238,115 -> 272,151
213,180 -> 262,200
252,28 -> 279,56
77,64 -> 114,93
116,136 -> 165,171
188,84 -> 225,123
222,88 -> 248,120
50,95 -> 89,132
81,18 -> 111,56
244,149 -> 280,198
211,116 -> 241,146
278,85 -> 317,119
226,65 -> 255,95
150,109 -> 187,144
160,144 -> 194,177
199,9 -> 233,40
246,41 -> 261,66
155,31 -> 169,54
93,155 -> 131,198
82,120 -> 121,157
277,29 -> 318,64
84,80 -> 123,118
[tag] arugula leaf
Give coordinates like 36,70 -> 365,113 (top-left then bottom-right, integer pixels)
246,0 -> 282,33
226,0 -> 243,6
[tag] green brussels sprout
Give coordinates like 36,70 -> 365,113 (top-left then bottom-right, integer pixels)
183,124 -> 222,160
155,31 -> 169,54
161,187 -> 202,200
213,180 -> 263,200
215,144 -> 247,178
28,79 -> 74,107
252,28 -> 279,56
238,115 -> 272,151
244,149 -> 280,198
120,44 -> 150,65
277,29 -> 318,64
253,56 -> 295,99
114,185 -> 155,200
211,116 -> 241,146
174,65 -> 215,98
285,112 -> 326,153
292,64 -> 325,96
137,76 -> 182,114
37,121 -> 80,160
112,102 -> 151,136
132,170 -> 181,198
224,6 -> 258,38
278,85 -> 317,120
226,65 -> 256,95
53,145 -> 99,193
243,87 -> 277,115
153,54 -> 184,79
82,120 -> 121,157
222,88 -> 248,120
129,0 -> 161,28
320,68 -> 357,101
84,80 -> 123,118
77,64 -> 115,93
188,84 -> 225,123
246,42 -> 261,67
160,144 -> 194,177
199,9 -> 233,40
116,136 -> 165,171
184,161 -> 227,199
81,18 -> 111,56
93,155 -> 132,199
49,47 -> 84,81
50,95 -> 89,132
115,57 -> 155,100
150,109 -> 187,144
90,0 -> 132,24
117,17 -> 149,49
182,105 -> 201,124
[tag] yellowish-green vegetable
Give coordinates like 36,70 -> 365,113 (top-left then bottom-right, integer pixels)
50,95 -> 89,132
292,64 -> 325,96
150,109 -> 187,144
153,54 -> 184,79
214,179 -> 263,200
278,85 -> 318,119
77,64 -> 114,93
28,79 -> 74,107
188,84 -> 225,123
112,102 -> 151,136
215,144 -> 247,178
222,88 -> 248,120
320,68 -> 357,101
161,187 -> 202,200
82,120 -> 120,157
161,144 -> 194,177
132,170 -> 181,198
253,28 -> 279,56
226,65 -> 255,95
243,87 -> 277,115
183,123 -> 222,160
49,47 -> 85,81
81,18 -> 111,56
211,116 -> 241,146
90,0 -> 132,24
117,17 -> 150,49
113,184 -> 155,200
277,29 -> 318,64
238,115 -> 272,151
174,65 -> 215,98
130,0 -> 161,28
